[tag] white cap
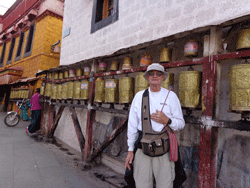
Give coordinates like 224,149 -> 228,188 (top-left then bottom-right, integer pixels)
143,63 -> 168,82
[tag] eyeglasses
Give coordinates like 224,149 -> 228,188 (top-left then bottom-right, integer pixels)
148,71 -> 163,77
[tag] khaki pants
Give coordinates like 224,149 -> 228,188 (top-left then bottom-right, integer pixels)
134,149 -> 175,188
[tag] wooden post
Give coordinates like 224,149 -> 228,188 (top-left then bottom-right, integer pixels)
198,26 -> 220,188
69,106 -> 85,157
47,105 -> 65,138
87,117 -> 128,162
83,76 -> 96,161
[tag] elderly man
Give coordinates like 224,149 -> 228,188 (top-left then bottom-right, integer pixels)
125,63 -> 185,188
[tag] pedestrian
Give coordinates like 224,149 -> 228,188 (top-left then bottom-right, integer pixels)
125,63 -> 185,188
26,88 -> 42,135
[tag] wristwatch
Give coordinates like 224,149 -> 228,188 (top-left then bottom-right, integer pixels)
167,118 -> 172,125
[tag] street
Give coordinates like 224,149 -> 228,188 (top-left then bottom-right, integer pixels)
0,112 -> 124,188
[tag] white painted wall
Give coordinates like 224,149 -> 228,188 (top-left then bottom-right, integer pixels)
60,0 -> 250,65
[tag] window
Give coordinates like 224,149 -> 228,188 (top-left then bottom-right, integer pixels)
15,32 -> 24,61
23,24 -> 35,58
91,0 -> 118,33
6,38 -> 16,64
0,42 -> 6,67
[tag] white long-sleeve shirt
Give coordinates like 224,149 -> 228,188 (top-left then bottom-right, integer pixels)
127,87 -> 185,151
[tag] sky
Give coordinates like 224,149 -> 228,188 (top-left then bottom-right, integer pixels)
0,0 -> 16,15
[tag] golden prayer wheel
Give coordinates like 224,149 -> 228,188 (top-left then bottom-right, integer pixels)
45,83 -> 52,97
122,57 -> 133,70
184,40 -> 198,57
20,90 -> 24,98
105,79 -> 118,103
59,72 -> 63,79
48,72 -> 52,79
161,73 -> 174,89
25,90 -> 29,98
110,60 -> 118,71
80,80 -> 90,100
64,70 -> 69,78
76,69 -> 82,77
84,66 -> 91,76
40,85 -> 45,96
62,82 -> 68,99
69,69 -> 76,78
119,77 -> 134,104
140,52 -> 152,67
57,84 -> 62,99
67,81 -> 74,99
230,64 -> 250,111
73,81 -> 81,99
54,72 -> 58,80
179,71 -> 201,108
236,29 -> 250,50
160,48 -> 171,63
99,60 -> 107,72
135,72 -> 149,94
94,78 -> 105,103
51,84 -> 58,99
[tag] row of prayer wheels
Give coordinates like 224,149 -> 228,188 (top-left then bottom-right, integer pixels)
41,80 -> 90,100
41,64 -> 250,111
46,67 -> 91,80
10,89 -> 29,99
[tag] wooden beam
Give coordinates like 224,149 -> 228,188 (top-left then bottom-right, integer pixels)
69,106 -> 85,157
83,77 -> 96,161
87,117 -> 128,162
47,105 -> 65,138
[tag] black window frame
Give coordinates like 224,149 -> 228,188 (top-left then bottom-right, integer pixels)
23,24 -> 35,58
6,37 -> 16,65
15,32 -> 25,61
91,0 -> 119,33
0,42 -> 6,67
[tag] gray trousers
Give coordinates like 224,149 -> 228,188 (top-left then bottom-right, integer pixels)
134,149 -> 175,188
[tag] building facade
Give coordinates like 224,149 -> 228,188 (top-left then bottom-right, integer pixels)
0,0 -> 64,111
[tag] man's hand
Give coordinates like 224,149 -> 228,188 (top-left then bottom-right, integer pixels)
151,110 -> 169,124
125,151 -> 134,170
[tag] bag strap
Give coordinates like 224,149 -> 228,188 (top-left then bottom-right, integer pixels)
142,89 -> 154,134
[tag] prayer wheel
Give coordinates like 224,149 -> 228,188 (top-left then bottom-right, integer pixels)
69,69 -> 76,78
59,72 -> 63,79
67,81 -> 74,99
25,90 -> 29,99
48,72 -> 52,79
54,72 -> 58,80
236,29 -> 250,50
179,71 -> 201,108
122,57 -> 133,70
84,66 -> 91,76
135,72 -> 149,94
99,60 -> 107,72
64,70 -> 69,78
230,64 -> 250,111
160,48 -> 171,63
61,82 -> 68,99
94,78 -> 105,103
40,85 -> 45,96
119,77 -> 134,104
110,60 -> 118,71
184,40 -> 198,57
80,80 -> 90,100
76,69 -> 82,77
140,52 -> 152,67
57,84 -> 62,99
51,84 -> 58,99
45,83 -> 52,97
73,81 -> 81,99
105,79 -> 118,103
161,73 -> 174,89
